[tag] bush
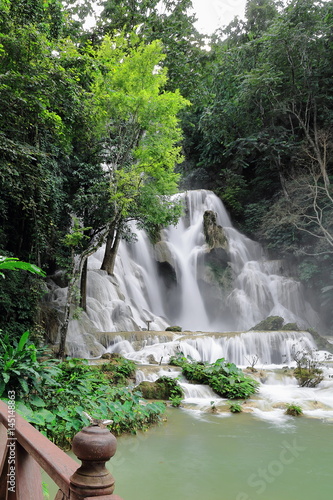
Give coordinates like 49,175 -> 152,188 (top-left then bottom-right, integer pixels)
1,355 -> 166,449
291,345 -> 324,387
100,355 -> 136,384
285,403 -> 303,416
177,356 -> 259,399
281,323 -> 299,331
0,330 -> 59,399
137,376 -> 183,401
166,326 -> 182,332
228,401 -> 243,413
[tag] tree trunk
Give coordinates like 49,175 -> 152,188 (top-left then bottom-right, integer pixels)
58,228 -> 109,359
101,218 -> 122,275
101,227 -> 121,275
58,273 -> 75,360
80,257 -> 88,311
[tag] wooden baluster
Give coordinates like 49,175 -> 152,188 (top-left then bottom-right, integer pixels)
15,442 -> 44,500
70,424 -> 123,500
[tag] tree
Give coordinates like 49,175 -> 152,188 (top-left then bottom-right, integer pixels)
94,0 -> 205,97
245,0 -> 280,36
92,34 -> 189,274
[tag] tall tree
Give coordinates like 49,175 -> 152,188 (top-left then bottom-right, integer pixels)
94,0 -> 205,97
92,34 -> 189,274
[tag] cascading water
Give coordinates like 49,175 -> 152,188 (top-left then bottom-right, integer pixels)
82,189 -> 319,335
47,189 -> 322,357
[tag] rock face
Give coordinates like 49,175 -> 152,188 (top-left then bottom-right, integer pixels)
203,210 -> 228,250
154,241 -> 174,266
153,240 -> 177,287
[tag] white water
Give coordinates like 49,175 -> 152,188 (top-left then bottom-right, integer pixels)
101,329 -> 333,422
58,189 -> 320,353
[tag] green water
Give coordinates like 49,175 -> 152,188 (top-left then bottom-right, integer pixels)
109,409 -> 333,500
44,409 -> 333,500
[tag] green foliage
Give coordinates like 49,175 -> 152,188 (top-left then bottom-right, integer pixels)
94,34 -> 189,219
291,345 -> 324,388
0,256 -> 46,337
96,0 -> 205,97
100,355 -> 136,385
169,353 -> 188,366
0,267 -> 45,338
285,403 -> 303,417
0,330 -> 59,398
2,356 -> 165,449
166,326 -> 182,332
170,394 -> 183,407
228,401 -> 243,413
173,355 -> 259,399
137,376 -> 184,402
281,323 -> 299,331
0,256 -> 45,278
62,218 -> 92,249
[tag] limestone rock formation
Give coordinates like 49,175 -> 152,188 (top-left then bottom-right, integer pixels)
203,210 -> 228,250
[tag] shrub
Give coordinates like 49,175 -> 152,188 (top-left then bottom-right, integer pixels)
228,401 -> 243,413
281,323 -> 299,331
100,355 -> 136,384
179,357 -> 259,399
285,403 -> 303,416
0,330 -> 59,399
166,326 -> 182,332
2,355 -> 166,449
137,376 -> 183,401
291,345 -> 324,387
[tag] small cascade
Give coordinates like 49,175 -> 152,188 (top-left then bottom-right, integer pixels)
180,383 -> 219,402
98,330 -> 317,366
125,331 -> 333,420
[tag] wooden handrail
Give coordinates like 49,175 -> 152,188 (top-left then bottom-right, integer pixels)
0,400 -> 123,500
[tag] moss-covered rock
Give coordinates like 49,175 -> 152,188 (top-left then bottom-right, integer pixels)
99,354 -> 136,384
250,316 -> 284,331
136,376 -> 183,400
166,325 -> 182,332
281,323 -> 300,331
203,210 -> 227,249
306,328 -> 333,354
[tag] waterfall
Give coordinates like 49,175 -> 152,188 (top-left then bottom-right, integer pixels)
80,189 -> 319,335
45,189 -> 322,356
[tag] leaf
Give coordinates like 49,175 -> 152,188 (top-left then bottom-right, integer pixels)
28,413 -> 46,425
57,408 -> 72,421
38,408 -> 55,423
0,256 -> 45,276
30,395 -> 46,407
17,331 -> 30,352
16,402 -> 34,420
19,378 -> 29,394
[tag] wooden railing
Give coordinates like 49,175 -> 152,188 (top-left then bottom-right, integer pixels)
0,400 -> 123,500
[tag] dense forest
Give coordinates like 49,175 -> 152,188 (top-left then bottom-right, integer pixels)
1,0 -> 333,342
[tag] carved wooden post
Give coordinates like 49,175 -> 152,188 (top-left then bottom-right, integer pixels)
70,424 -> 123,499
